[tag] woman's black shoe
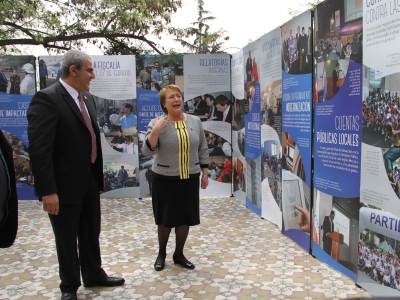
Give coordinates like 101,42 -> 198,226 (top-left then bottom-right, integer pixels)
154,255 -> 166,271
173,255 -> 195,269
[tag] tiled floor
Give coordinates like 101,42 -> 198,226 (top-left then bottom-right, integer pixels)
0,197 -> 372,299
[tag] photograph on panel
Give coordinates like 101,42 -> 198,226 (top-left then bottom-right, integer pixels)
0,56 -> 37,95
3,129 -> 33,187
261,81 -> 282,137
246,157 -> 261,210
262,140 -> 282,206
313,190 -> 360,276
232,97 -> 245,131
98,99 -> 139,155
207,156 -> 232,183
205,130 -> 231,157
281,22 -> 312,74
185,93 -> 232,123
103,162 -> 139,192
232,156 -> 246,193
381,147 -> 400,200
314,0 -> 362,66
136,54 -> 183,91
359,205 -> 400,291
362,68 -> 400,149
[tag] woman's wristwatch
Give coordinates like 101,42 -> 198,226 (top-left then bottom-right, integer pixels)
202,174 -> 208,178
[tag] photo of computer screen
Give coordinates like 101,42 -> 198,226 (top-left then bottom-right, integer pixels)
283,179 -> 303,229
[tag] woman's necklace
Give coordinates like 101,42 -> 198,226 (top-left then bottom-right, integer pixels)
167,112 -> 185,123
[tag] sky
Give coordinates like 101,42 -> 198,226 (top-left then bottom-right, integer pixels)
25,0 -> 310,56
168,0 -> 310,53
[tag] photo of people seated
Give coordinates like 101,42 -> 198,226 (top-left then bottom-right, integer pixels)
207,157 -> 232,183
185,93 -> 232,124
205,131 -> 231,157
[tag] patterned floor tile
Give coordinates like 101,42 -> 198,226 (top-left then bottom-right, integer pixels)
0,198 -> 373,299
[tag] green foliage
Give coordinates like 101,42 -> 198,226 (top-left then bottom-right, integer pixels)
174,0 -> 229,54
288,0 -> 323,18
0,0 -> 182,54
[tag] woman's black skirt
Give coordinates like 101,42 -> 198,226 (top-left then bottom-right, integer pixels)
152,175 -> 200,228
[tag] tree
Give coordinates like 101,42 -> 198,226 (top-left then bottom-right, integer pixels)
174,0 -> 228,54
288,0 -> 323,18
0,0 -> 182,54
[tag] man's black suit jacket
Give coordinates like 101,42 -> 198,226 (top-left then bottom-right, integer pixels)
0,128 -> 18,248
322,215 -> 334,239
0,72 -> 8,93
27,82 -> 103,204
223,106 -> 233,124
193,99 -> 208,116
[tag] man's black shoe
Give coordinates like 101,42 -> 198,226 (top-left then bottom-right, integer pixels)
61,292 -> 77,300
84,276 -> 125,288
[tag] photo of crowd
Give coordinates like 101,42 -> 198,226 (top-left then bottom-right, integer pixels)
358,231 -> 400,291
0,56 -> 37,95
2,129 -> 33,186
103,163 -> 139,192
362,91 -> 399,147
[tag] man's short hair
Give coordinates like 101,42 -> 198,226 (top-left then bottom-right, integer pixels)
162,62 -> 169,68
215,94 -> 230,106
205,94 -> 215,102
122,103 -> 133,113
330,210 -> 335,215
60,49 -> 92,79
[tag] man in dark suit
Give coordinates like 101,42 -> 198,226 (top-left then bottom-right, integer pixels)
332,63 -> 340,96
246,51 -> 252,82
215,94 -> 232,124
300,27 -> 308,72
117,165 -> 128,187
0,128 -> 18,248
322,210 -> 335,255
193,96 -> 208,116
27,49 -> 124,300
295,26 -> 302,73
0,64 -> 8,93
204,94 -> 223,121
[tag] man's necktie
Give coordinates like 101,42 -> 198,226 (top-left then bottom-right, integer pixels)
78,93 -> 97,163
